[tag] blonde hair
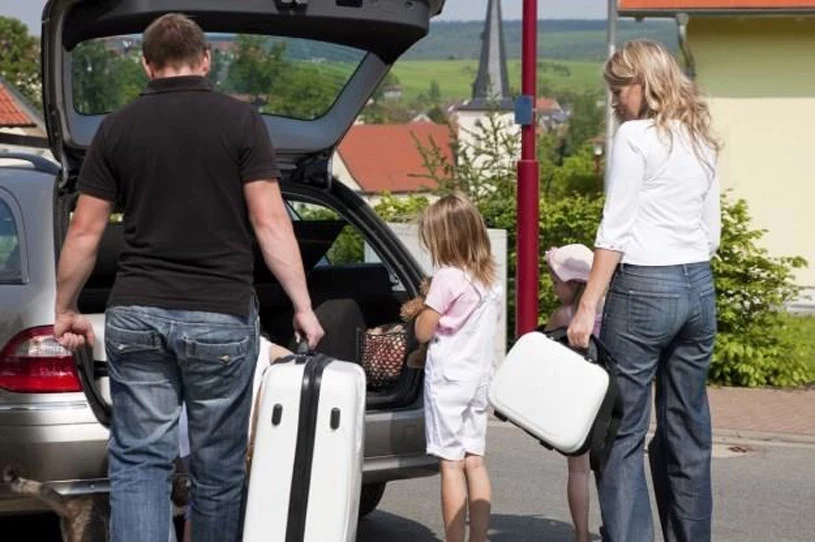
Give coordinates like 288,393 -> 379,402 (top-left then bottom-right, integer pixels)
604,39 -> 720,161
418,193 -> 497,286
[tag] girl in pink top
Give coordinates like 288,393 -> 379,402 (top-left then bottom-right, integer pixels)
544,243 -> 603,542
415,193 -> 501,542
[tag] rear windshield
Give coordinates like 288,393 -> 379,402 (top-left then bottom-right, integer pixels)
0,198 -> 23,284
71,33 -> 366,120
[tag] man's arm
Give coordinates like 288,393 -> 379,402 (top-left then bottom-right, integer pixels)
54,194 -> 112,349
244,179 -> 323,347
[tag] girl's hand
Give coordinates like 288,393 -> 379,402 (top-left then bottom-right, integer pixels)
567,304 -> 595,349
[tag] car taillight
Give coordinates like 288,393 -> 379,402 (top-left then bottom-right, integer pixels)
0,326 -> 82,393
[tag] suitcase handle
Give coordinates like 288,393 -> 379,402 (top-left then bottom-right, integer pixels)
540,326 -> 614,369
295,339 -> 311,356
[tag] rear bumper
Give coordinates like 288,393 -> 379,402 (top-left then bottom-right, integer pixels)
0,401 -> 435,514
0,397 -> 109,515
361,405 -> 438,483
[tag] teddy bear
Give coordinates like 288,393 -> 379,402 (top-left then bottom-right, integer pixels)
400,277 -> 432,369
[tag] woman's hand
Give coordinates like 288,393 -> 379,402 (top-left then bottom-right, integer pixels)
567,304 -> 596,349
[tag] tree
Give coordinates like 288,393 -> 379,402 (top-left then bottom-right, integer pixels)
72,41 -> 146,114
225,36 -> 285,102
224,37 -> 339,119
0,17 -> 41,109
560,90 -> 605,153
428,80 -> 442,103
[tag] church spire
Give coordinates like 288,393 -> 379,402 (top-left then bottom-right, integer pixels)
471,0 -> 512,109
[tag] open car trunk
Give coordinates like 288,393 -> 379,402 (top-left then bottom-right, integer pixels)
43,0 -> 443,427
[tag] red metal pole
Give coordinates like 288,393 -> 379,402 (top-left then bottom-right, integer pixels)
516,0 -> 539,337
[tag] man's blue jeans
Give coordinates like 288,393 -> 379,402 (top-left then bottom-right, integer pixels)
597,262 -> 716,542
105,303 -> 259,542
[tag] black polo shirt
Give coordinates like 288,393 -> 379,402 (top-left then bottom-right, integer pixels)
78,76 -> 281,317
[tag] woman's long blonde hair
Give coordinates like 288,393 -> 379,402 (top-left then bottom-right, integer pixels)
418,193 -> 497,286
604,39 -> 720,159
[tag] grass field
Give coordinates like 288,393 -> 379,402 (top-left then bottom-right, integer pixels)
391,58 -> 604,103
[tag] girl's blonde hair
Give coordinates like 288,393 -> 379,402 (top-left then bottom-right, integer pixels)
604,39 -> 720,159
418,193 -> 497,286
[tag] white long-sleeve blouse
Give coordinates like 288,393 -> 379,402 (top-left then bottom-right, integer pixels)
595,119 -> 720,265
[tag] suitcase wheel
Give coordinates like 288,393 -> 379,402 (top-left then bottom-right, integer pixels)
494,411 -> 508,423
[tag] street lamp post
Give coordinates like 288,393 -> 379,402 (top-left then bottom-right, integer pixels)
516,0 -> 539,337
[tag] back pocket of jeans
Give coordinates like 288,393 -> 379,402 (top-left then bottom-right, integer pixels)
627,290 -> 680,343
182,333 -> 250,365
106,324 -> 161,355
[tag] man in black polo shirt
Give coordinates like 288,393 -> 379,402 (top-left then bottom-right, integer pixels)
54,13 -> 323,542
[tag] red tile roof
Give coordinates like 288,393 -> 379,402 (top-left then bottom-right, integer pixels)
0,84 -> 35,128
536,97 -> 562,113
620,0 -> 815,10
337,123 -> 453,194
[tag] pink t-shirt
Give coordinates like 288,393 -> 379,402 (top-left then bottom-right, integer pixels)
424,266 -> 482,334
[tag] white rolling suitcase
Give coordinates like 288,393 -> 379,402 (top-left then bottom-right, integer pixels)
488,328 -> 622,471
243,346 -> 366,542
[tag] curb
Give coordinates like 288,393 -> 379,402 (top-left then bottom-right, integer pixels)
709,428 -> 815,447
490,417 -> 815,447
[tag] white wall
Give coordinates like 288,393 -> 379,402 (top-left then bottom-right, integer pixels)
367,222 -> 509,366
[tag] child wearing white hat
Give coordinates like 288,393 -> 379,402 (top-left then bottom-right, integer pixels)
543,243 -> 603,542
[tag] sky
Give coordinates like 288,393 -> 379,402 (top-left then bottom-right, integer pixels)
0,0 -> 606,36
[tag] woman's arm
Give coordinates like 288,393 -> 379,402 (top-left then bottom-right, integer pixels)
566,125 -> 645,348
567,249 -> 621,348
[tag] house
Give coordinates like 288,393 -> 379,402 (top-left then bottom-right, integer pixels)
537,97 -> 570,131
0,77 -> 53,161
333,123 -> 453,201
381,85 -> 404,101
618,0 -> 815,310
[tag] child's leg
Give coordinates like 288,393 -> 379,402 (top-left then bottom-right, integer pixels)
567,453 -> 591,542
439,458 -> 468,542
464,454 -> 491,542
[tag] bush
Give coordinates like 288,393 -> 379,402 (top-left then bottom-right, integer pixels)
710,195 -> 811,387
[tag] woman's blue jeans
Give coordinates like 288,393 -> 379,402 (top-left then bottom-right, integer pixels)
597,262 -> 716,542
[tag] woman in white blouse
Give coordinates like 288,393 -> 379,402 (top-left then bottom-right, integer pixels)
567,40 -> 720,542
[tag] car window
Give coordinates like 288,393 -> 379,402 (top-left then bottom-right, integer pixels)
290,201 -> 405,290
0,199 -> 23,284
291,201 -> 365,266
71,33 -> 366,121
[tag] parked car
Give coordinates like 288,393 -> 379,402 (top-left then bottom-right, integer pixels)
0,0 -> 446,517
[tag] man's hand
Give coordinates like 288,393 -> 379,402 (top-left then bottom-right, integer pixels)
54,311 -> 96,351
293,309 -> 324,350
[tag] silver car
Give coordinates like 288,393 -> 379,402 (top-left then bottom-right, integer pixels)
0,0 -> 445,517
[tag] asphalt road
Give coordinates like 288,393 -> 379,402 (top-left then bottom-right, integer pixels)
5,422 -> 815,541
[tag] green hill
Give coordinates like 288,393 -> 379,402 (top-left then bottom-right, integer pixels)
404,19 -> 678,61
392,58 -> 605,103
